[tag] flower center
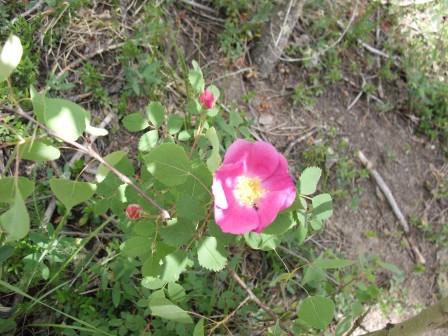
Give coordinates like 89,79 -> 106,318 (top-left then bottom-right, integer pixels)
234,176 -> 266,207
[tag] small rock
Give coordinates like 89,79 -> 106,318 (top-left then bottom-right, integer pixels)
258,114 -> 275,127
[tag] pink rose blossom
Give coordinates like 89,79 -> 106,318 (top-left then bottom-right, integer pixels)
212,140 -> 296,234
126,204 -> 143,220
199,89 -> 215,109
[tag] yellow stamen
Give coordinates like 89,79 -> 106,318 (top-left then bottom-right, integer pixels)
234,176 -> 267,207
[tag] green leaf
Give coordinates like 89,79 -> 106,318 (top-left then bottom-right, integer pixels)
176,194 -> 206,222
188,70 -> 204,93
141,277 -> 167,290
84,111 -> 108,136
298,296 -> 335,330
187,100 -> 201,115
351,301 -> 364,318
30,85 -> 46,124
206,107 -> 220,117
205,127 -> 221,173
299,167 -> 322,195
18,138 -> 60,161
168,282 -> 186,302
0,319 -> 16,334
112,283 -> 121,308
49,178 -> 97,211
263,212 -> 296,235
0,34 -> 23,83
143,144 -> 190,186
335,316 -> 353,336
312,258 -> 356,269
43,97 -> 88,142
95,150 -> 126,183
244,232 -> 280,251
0,190 -> 30,242
302,265 -> 326,285
138,130 -> 158,151
312,193 -> 333,220
150,297 -> 193,324
377,260 -> 402,275
85,123 -> 108,137
146,102 -> 165,128
133,220 -> 156,237
167,114 -> 184,134
142,243 -> 175,277
193,318 -> 204,336
180,161 -> 212,203
197,237 -> 227,272
94,197 -> 110,216
122,112 -> 149,132
310,218 -> 323,231
207,85 -> 220,102
159,218 -> 196,247
229,111 -> 243,127
0,245 -> 15,264
160,250 -> 190,283
270,273 -> 292,287
178,130 -> 191,141
121,236 -> 151,258
0,177 -> 35,203
296,219 -> 307,244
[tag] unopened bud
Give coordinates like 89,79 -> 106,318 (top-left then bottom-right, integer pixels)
125,204 -> 143,220
199,89 -> 215,109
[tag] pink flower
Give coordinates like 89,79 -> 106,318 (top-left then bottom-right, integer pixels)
199,89 -> 215,109
212,140 -> 296,234
126,204 -> 143,220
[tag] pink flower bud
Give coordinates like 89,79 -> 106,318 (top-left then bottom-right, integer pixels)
126,204 -> 143,220
199,89 -> 215,109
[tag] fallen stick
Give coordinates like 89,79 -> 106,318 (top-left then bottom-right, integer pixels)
358,150 -> 426,264
359,296 -> 448,336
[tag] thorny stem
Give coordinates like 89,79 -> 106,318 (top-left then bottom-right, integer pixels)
226,266 -> 295,336
3,104 -> 171,220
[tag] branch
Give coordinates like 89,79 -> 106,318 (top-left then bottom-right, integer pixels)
360,296 -> 448,336
357,150 -> 425,265
226,266 -> 295,336
4,104 -> 170,220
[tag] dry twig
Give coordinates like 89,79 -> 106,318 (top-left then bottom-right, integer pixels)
226,266 -> 295,336
357,150 -> 426,264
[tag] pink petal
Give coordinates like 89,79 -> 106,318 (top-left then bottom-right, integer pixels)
215,203 -> 259,234
253,191 -> 287,233
199,90 -> 215,109
212,162 -> 244,210
222,139 -> 252,165
262,156 -> 294,192
223,140 -> 280,180
246,142 -> 280,179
